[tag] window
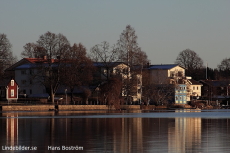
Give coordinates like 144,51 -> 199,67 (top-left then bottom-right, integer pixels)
136,89 -> 140,94
23,90 -> 26,94
30,69 -> 33,75
11,89 -> 14,97
11,80 -> 14,86
178,71 -> 183,77
197,86 -> 199,90
170,71 -> 175,77
175,96 -> 178,100
22,80 -> 27,85
21,70 -> 26,75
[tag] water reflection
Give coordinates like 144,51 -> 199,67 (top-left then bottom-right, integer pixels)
6,113 -> 18,146
0,110 -> 230,152
168,117 -> 201,152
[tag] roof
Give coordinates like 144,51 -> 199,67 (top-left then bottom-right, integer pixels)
188,79 -> 203,85
200,80 -> 230,87
24,58 -> 58,63
93,62 -> 127,67
15,62 -> 61,70
148,64 -> 184,70
5,58 -> 58,71
15,63 -> 36,69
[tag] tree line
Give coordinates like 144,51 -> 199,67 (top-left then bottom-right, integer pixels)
1,25 -> 230,104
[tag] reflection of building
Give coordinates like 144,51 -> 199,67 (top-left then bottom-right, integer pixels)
119,117 -> 143,153
168,112 -> 201,152
6,113 -> 18,146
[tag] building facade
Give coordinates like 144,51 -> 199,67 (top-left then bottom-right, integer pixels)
148,64 -> 187,104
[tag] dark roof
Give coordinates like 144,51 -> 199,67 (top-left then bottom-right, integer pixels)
188,79 -> 203,85
148,64 -> 183,70
200,80 -> 230,87
15,63 -> 36,69
93,62 -> 127,67
15,62 -> 62,70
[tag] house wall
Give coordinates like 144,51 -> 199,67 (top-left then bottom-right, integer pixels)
150,66 -> 185,84
175,84 -> 187,104
187,84 -> 202,101
167,66 -> 185,78
15,68 -> 46,96
6,80 -> 18,99
191,85 -> 202,96
150,69 -> 168,84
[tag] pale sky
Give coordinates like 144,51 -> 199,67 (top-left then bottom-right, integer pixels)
1,0 -> 230,68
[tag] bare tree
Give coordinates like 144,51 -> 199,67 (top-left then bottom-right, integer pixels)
90,41 -> 118,80
116,25 -> 149,67
116,25 -> 149,104
218,58 -> 230,79
21,43 -> 45,58
0,33 -> 17,76
142,69 -> 180,105
175,49 -> 204,79
61,43 -> 94,103
21,31 -> 70,103
90,41 -> 118,63
89,41 -> 128,106
99,78 -> 123,109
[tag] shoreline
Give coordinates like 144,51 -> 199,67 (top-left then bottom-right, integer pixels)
0,105 -> 143,111
0,104 -> 220,112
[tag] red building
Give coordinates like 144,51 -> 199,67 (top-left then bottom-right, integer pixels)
6,79 -> 19,102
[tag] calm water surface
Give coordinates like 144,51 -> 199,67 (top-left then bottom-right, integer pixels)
0,109 -> 230,153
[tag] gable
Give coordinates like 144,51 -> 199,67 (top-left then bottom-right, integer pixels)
7,79 -> 19,87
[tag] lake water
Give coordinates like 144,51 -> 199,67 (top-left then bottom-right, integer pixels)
0,109 -> 230,153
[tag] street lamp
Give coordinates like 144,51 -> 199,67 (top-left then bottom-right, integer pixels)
65,89 -> 67,105
96,87 -> 99,105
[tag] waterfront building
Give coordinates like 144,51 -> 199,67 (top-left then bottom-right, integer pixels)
4,58 -> 142,104
147,64 -> 188,104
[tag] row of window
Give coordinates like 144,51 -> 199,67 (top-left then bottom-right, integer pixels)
21,89 -> 33,95
175,95 -> 186,104
170,71 -> 184,77
21,80 -> 33,85
193,86 -> 199,90
21,70 -> 34,75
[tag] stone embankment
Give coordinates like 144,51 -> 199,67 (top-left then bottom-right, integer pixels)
0,105 -> 142,111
